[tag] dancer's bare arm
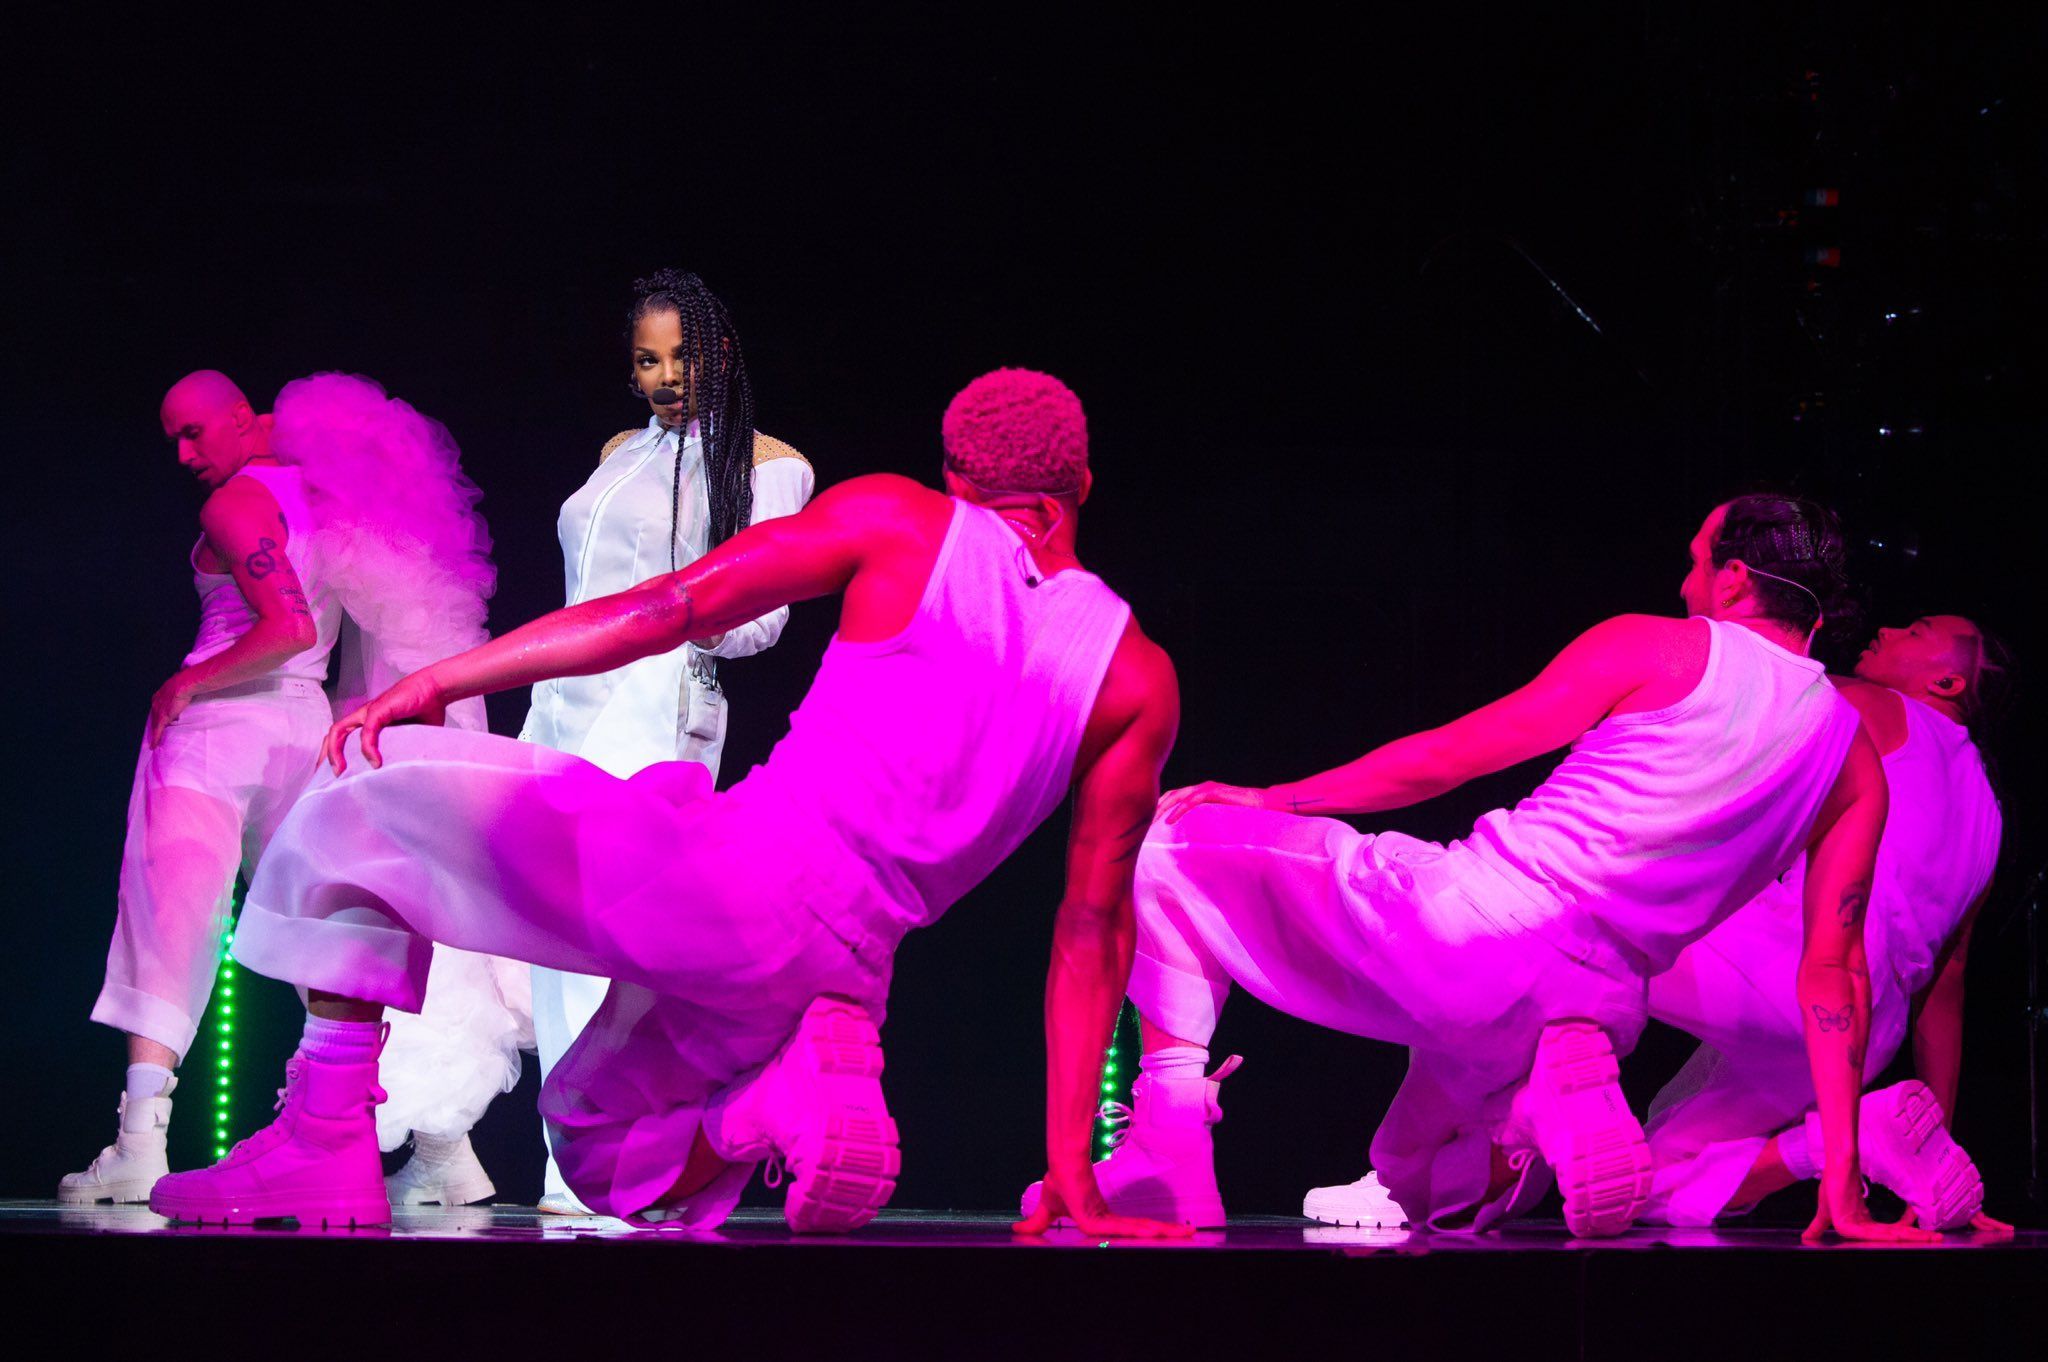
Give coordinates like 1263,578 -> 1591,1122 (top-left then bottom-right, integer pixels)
1016,625 -> 1188,1239
1161,614 -> 1687,821
1796,732 -> 1933,1243
149,478 -> 320,745
327,475 -> 944,769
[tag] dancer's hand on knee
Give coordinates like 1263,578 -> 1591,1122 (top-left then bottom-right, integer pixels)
325,671 -> 448,774
1158,781 -> 1270,826
1012,1166 -> 1195,1239
1803,1172 -> 1940,1244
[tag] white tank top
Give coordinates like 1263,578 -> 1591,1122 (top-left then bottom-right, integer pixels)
1461,617 -> 1861,973
730,500 -> 1132,955
183,465 -> 342,684
1863,701 -> 2002,996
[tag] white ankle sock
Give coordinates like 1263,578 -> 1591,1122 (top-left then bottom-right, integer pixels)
1777,1123 -> 1820,1180
1139,1045 -> 1210,1082
299,1014 -> 382,1063
125,1063 -> 174,1101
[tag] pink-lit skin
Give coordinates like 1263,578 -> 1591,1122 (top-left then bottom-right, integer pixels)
314,451 -> 1184,1237
1154,505 -> 1934,1244
1853,616 -> 1983,723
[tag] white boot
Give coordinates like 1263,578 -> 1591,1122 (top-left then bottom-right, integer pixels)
59,1078 -> 177,1205
385,1131 -> 496,1207
1303,1170 -> 1409,1227
1020,1056 -> 1242,1228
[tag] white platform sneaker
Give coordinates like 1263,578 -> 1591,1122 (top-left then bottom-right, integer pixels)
1021,1056 -> 1243,1228
1303,1170 -> 1409,1228
59,1078 -> 177,1205
705,997 -> 900,1233
386,1131 -> 496,1207
1511,1021 -> 1652,1238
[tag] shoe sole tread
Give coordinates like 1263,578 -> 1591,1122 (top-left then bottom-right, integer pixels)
1532,1024 -> 1651,1238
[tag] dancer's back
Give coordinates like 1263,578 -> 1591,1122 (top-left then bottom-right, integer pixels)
735,485 -> 1133,951
1862,696 -> 2000,990
1460,616 -> 1862,972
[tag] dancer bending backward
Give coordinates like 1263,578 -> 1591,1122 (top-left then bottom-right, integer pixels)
150,368 -> 1189,1237
1641,614 -> 2011,1232
1058,495 -> 1934,1242
377,270 -> 813,1212
1300,612 -> 2015,1233
63,371 -> 492,1205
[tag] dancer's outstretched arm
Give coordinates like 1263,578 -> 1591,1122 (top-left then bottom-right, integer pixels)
1160,614 -> 1675,822
325,475 -> 925,769
1796,732 -> 1934,1243
1016,626 -> 1185,1239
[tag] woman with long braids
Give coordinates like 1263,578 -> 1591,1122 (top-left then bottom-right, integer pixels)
378,270 -> 813,1210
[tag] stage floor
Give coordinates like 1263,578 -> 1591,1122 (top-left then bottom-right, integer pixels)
7,1201 -> 2038,1358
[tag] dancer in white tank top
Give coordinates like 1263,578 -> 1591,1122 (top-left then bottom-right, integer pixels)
1642,614 -> 2009,1232
63,371 -> 497,1209
1080,497 -> 1931,1243
151,369 -> 1191,1240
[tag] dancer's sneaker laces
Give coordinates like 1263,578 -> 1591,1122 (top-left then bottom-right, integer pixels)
1097,1100 -> 1134,1154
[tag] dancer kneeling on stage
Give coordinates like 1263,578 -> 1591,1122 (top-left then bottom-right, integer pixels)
149,368 -> 1190,1237
1640,614 -> 2013,1233
1046,495 -> 1934,1242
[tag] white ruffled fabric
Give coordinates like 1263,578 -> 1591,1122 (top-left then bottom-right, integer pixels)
270,372 -> 529,1148
271,372 -> 496,712
374,946 -> 535,1148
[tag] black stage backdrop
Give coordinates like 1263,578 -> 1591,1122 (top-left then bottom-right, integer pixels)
3,9 -> 2041,1219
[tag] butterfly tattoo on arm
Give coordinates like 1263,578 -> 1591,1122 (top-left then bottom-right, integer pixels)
1811,1003 -> 1854,1033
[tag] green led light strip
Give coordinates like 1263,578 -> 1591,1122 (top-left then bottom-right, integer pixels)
211,917 -> 237,1160
1093,1001 -> 1137,1159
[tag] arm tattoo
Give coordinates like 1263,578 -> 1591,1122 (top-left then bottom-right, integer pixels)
1811,1002 -> 1854,1033
1108,814 -> 1152,864
244,537 -> 279,579
1835,881 -> 1869,930
278,584 -> 314,619
1289,795 -> 1325,814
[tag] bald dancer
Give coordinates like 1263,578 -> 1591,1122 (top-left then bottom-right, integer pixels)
1642,615 -> 2011,1231
63,372 -> 342,1203
149,368 -> 1188,1237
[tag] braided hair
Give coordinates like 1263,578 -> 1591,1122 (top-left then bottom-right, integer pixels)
1711,494 -> 1853,636
627,269 -> 755,569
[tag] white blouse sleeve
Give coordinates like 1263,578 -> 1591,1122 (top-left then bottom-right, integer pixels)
701,454 -> 816,660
